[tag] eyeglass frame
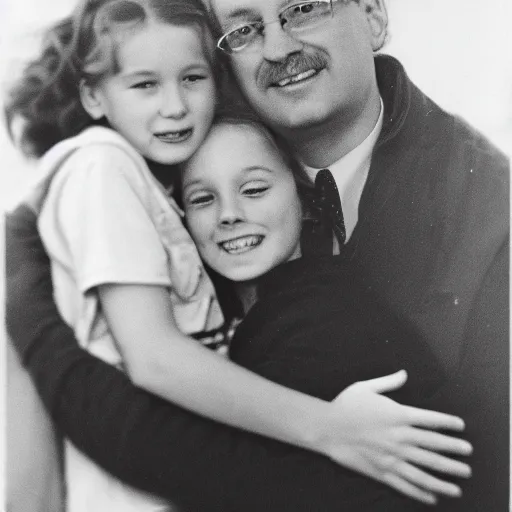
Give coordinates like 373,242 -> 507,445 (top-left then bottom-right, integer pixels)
216,0 -> 340,54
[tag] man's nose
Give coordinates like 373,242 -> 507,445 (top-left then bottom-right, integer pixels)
262,23 -> 304,62
159,86 -> 187,119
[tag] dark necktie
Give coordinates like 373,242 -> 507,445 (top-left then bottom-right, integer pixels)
314,169 -> 346,247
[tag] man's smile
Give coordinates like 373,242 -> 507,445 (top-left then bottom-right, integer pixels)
273,69 -> 320,88
258,52 -> 328,90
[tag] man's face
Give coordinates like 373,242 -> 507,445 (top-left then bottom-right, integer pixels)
211,0 -> 386,133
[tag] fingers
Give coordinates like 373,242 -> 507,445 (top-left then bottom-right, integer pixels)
357,370 -> 408,394
404,405 -> 466,432
381,472 -> 437,505
405,446 -> 471,478
406,429 -> 473,456
393,461 -> 462,498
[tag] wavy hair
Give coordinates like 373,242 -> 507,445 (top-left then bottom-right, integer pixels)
5,0 -> 224,157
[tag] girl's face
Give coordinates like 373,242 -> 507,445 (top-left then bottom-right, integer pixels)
183,123 -> 303,283
81,21 -> 216,165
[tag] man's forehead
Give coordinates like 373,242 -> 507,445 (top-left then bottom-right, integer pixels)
209,0 -> 287,21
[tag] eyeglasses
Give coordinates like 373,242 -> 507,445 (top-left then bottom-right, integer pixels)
217,1 -> 338,54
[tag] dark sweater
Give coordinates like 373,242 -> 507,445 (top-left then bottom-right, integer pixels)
6,55 -> 509,511
231,254 -> 445,407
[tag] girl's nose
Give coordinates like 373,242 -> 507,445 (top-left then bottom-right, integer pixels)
159,86 -> 187,119
219,198 -> 245,227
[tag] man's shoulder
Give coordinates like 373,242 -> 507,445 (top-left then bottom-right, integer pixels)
404,84 -> 509,220
435,110 -> 508,211
376,54 -> 508,188
439,108 -> 508,173
418,105 -> 509,277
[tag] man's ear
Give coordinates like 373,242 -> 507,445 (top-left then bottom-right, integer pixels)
359,0 -> 388,51
79,80 -> 106,120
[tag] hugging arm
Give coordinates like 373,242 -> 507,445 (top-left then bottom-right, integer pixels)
6,204 -> 471,509
7,203 -> 382,512
6,338 -> 64,512
435,240 -> 509,511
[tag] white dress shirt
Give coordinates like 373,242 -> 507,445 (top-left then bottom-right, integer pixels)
304,98 -> 384,242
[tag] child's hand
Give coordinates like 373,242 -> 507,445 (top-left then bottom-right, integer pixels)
321,370 -> 472,505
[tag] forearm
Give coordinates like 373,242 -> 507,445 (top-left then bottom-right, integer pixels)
101,283 -> 333,456
5,209 -> 348,511
6,340 -> 64,512
23,323 -> 386,512
3,205 -> 437,510
20,321 -> 225,510
132,334 -> 331,453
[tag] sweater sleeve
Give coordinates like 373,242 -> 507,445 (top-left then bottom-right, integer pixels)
436,240 -> 509,512
5,205 -> 417,512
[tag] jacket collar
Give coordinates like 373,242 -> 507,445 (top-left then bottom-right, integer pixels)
374,54 -> 412,148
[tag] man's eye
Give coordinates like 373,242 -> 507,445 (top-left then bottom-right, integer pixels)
290,2 -> 318,15
232,24 -> 256,37
226,23 -> 258,44
240,25 -> 255,36
297,3 -> 316,14
282,2 -> 326,27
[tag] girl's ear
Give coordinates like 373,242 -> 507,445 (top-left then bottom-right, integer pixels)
79,80 -> 106,120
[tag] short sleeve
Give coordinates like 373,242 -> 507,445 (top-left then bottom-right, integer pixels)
43,145 -> 172,293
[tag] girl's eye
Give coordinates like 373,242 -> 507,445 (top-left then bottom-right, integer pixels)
187,192 -> 214,207
131,80 -> 157,90
241,181 -> 269,197
184,74 -> 207,84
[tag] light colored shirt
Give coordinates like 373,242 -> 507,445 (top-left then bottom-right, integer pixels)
27,125 -> 224,512
32,126 -> 223,366
304,98 -> 384,242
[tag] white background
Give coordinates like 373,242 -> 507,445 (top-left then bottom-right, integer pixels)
0,0 -> 510,210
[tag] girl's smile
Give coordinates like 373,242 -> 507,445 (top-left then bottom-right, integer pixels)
217,234 -> 265,254
80,22 -> 216,165
182,121 -> 303,283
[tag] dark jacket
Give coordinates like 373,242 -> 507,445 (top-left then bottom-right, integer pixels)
6,55 -> 509,511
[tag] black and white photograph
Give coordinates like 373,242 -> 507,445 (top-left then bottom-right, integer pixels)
2,0 -> 510,510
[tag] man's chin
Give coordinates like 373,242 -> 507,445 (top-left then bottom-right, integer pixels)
264,105 -> 332,132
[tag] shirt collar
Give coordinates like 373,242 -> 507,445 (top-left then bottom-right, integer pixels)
303,96 -> 384,197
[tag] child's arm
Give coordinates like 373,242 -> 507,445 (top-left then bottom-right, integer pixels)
99,283 -> 333,451
5,200 -> 473,504
44,146 -> 470,504
99,283 -> 471,504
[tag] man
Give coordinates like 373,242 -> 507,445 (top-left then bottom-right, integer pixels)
6,0 -> 509,510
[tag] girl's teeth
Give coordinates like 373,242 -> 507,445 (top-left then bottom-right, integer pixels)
156,129 -> 191,142
277,69 -> 317,87
222,235 -> 262,253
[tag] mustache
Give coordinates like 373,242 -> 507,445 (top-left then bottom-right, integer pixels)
257,52 -> 328,89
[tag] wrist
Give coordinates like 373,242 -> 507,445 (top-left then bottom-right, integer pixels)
300,400 -> 344,455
